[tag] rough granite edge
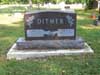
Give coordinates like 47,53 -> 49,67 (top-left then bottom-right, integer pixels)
16,37 -> 85,50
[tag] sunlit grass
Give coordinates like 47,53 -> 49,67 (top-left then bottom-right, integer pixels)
0,14 -> 23,26
77,15 -> 86,20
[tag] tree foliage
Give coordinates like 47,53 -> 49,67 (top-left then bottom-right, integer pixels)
0,0 -> 98,9
0,0 -> 87,4
85,0 -> 98,9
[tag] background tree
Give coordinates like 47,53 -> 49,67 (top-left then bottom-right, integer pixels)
0,0 -> 98,10
85,0 -> 98,9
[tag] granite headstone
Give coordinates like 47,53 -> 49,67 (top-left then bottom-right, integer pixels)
16,10 -> 84,49
24,10 -> 76,40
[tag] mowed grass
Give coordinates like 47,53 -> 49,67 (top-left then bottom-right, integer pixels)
0,6 -> 100,75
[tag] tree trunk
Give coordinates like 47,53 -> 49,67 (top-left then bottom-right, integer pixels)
29,0 -> 33,8
37,0 -> 40,10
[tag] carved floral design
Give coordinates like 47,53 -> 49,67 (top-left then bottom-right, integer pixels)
26,16 -> 34,28
66,15 -> 74,27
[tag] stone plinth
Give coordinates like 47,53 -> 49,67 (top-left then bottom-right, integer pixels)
16,37 -> 84,50
7,43 -> 94,60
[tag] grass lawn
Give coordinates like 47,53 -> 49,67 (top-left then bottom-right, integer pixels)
0,6 -> 100,75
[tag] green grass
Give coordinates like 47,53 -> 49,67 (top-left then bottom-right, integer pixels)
0,6 -> 100,75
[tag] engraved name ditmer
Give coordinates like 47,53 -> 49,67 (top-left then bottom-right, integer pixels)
36,18 -> 64,25
26,15 -> 75,28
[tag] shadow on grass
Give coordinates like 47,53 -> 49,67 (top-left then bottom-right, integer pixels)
0,21 -> 24,55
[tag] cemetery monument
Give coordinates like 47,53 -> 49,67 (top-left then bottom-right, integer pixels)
7,9 -> 94,60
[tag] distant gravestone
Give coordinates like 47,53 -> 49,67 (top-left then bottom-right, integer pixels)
24,10 -> 76,40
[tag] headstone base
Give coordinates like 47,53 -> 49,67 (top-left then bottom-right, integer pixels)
16,37 -> 84,49
7,42 -> 94,60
